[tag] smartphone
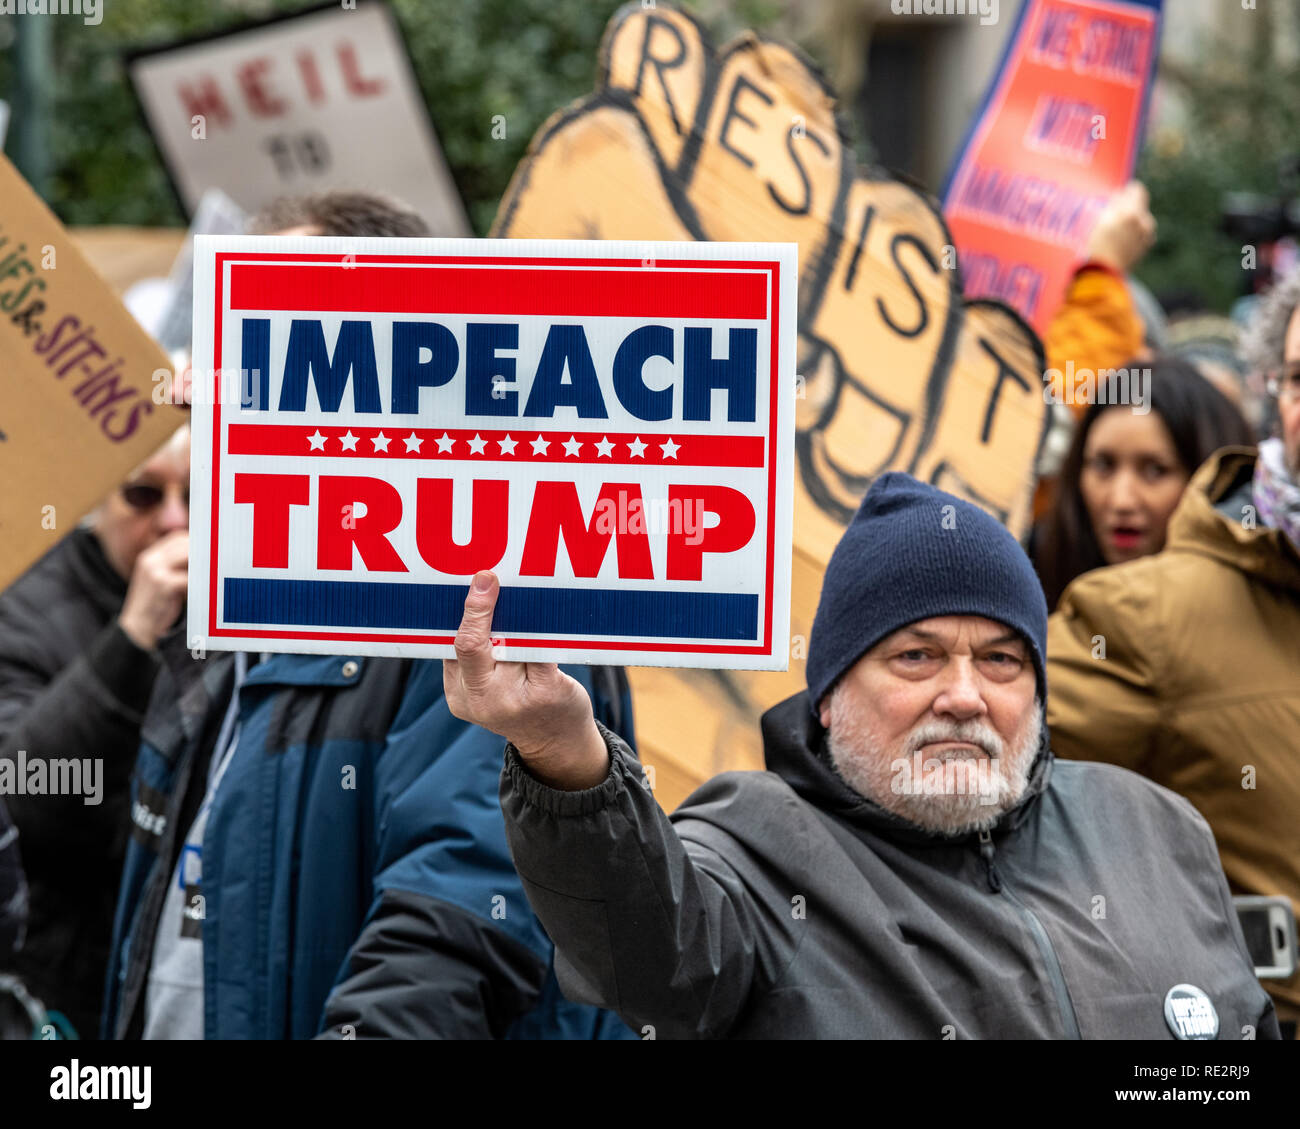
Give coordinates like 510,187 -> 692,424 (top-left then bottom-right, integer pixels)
1234,896 -> 1298,980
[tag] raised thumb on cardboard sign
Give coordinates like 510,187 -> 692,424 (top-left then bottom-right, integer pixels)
495,3 -> 1047,545
491,2 -> 1049,809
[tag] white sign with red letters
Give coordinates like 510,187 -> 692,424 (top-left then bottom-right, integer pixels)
188,236 -> 796,669
127,1 -> 469,233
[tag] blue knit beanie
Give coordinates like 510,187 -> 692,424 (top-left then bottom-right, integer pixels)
806,473 -> 1048,710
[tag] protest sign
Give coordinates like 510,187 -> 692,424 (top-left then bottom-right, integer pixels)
154,188 -> 248,355
127,0 -> 468,234
0,153 -> 186,593
188,235 -> 796,669
944,0 -> 1163,332
492,3 -> 1048,807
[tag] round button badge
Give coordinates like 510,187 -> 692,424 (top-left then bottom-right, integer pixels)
1163,984 -> 1219,1040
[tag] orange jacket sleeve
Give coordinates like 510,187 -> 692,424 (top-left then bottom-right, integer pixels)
1043,264 -> 1144,420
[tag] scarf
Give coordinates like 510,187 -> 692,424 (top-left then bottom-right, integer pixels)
1252,437 -> 1300,550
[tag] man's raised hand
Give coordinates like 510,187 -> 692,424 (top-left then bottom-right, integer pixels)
443,571 -> 611,791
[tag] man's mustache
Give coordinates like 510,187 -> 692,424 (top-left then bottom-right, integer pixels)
903,722 -> 1003,759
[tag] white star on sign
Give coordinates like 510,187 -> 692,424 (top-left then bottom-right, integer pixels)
436,432 -> 456,454
467,433 -> 487,455
530,434 -> 550,456
498,434 -> 518,455
371,431 -> 391,452
626,436 -> 646,458
594,436 -> 614,458
307,430 -> 327,451
403,432 -> 423,453
339,430 -> 359,452
563,436 -> 583,457
660,437 -> 680,460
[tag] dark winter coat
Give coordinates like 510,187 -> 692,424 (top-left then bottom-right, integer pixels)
500,692 -> 1278,1039
0,527 -> 167,1037
0,797 -> 24,958
105,645 -> 636,1040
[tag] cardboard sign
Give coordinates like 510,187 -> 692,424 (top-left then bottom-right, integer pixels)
127,1 -> 469,234
188,236 -> 796,668
0,153 -> 186,593
492,4 -> 1049,808
944,0 -> 1163,332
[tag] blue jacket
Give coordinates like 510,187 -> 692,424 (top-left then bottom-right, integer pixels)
103,643 -> 635,1040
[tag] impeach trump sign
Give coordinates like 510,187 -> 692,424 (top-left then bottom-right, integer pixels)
188,237 -> 796,669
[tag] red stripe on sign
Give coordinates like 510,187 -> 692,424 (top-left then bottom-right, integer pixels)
225,425 -> 765,467
228,263 -> 768,320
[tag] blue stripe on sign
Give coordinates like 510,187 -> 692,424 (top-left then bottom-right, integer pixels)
223,578 -> 759,641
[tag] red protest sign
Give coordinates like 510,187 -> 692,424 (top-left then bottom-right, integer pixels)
944,0 -> 1163,331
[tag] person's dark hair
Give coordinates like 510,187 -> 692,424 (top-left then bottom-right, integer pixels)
1034,355 -> 1255,609
248,190 -> 431,238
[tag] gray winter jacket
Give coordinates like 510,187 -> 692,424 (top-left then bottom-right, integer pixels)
500,692 -> 1279,1039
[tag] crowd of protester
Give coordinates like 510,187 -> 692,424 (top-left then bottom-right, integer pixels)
0,178 -> 1295,1040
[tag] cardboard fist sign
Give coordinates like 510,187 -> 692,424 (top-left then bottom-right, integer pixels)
493,3 -> 1049,806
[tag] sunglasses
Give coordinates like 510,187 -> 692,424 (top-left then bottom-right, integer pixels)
121,482 -> 190,512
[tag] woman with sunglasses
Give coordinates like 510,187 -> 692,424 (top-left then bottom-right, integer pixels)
0,425 -> 189,1039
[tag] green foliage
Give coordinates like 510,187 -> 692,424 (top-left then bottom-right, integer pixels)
1135,7 -> 1300,314
391,0 -> 625,234
9,0 -> 1284,322
0,0 -> 636,232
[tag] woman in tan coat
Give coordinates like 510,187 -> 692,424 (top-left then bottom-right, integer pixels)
1047,270 -> 1300,1036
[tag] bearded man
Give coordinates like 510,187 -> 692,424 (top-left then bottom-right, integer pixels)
445,473 -> 1277,1040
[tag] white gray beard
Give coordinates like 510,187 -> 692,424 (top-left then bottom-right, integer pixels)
826,693 -> 1043,836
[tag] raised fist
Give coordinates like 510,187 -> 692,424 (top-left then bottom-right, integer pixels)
494,3 -> 1047,546
1086,180 -> 1157,274
491,3 -> 1049,806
